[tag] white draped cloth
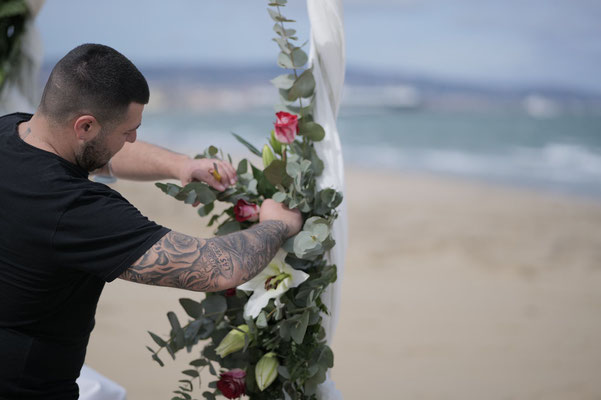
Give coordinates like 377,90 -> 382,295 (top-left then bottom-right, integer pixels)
307,1 -> 347,399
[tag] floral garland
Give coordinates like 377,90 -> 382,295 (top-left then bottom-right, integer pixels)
147,1 -> 342,399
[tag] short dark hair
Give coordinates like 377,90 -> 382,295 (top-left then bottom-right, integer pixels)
39,43 -> 149,126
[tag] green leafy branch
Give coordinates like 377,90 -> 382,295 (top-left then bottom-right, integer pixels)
0,0 -> 28,91
151,2 -> 343,398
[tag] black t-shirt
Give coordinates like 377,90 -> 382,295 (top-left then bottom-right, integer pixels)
0,113 -> 171,399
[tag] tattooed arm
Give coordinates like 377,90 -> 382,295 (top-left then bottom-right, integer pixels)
119,200 -> 302,291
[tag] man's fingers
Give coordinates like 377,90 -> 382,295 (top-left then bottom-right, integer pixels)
205,173 -> 226,191
222,162 -> 237,185
215,161 -> 237,186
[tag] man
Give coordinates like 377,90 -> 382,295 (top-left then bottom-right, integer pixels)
0,43 -> 302,399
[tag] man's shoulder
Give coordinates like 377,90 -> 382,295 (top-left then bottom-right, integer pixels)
0,112 -> 32,125
0,112 -> 32,136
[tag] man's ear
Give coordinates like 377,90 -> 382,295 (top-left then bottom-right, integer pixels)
73,115 -> 101,142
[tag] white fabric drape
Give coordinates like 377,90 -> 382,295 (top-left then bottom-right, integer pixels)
307,1 -> 346,399
77,366 -> 127,400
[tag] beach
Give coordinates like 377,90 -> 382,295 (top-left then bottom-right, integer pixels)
85,169 -> 601,400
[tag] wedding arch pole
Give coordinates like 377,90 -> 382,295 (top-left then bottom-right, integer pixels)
307,0 -> 347,399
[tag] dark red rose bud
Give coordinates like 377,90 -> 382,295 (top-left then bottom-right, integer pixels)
217,368 -> 246,399
225,288 -> 236,297
234,199 -> 259,222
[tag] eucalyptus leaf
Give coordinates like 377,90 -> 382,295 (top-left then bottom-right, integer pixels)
318,345 -> 334,369
277,52 -> 294,69
264,160 -> 292,187
167,312 -> 182,331
279,320 -> 291,341
290,310 -> 310,344
215,220 -> 241,236
277,365 -> 291,379
152,353 -> 165,367
197,202 -> 214,217
203,391 -> 217,400
267,8 -> 295,23
237,158 -> 248,175
247,179 -> 258,195
304,217 -> 330,242
197,318 -> 214,339
182,369 -> 199,378
293,231 -> 323,259
179,298 -> 202,319
282,235 -> 295,253
288,68 -> 315,100
189,358 -> 208,367
290,47 -> 308,68
299,121 -> 325,142
272,191 -> 287,203
148,331 -> 167,347
272,37 -> 292,54
309,147 -> 324,176
285,161 -> 301,178
202,295 -> 227,318
252,164 -> 278,198
300,159 -> 312,173
271,73 -> 296,90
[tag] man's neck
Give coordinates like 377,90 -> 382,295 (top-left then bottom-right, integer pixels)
18,114 -> 75,164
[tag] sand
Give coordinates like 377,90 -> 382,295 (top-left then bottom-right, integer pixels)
85,170 -> 601,400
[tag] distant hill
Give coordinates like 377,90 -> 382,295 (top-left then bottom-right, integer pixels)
39,62 -> 601,114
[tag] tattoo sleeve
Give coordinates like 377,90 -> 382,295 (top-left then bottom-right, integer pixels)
119,221 -> 288,292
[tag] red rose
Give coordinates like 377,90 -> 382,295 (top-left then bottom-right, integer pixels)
234,199 -> 259,222
274,111 -> 298,144
225,288 -> 236,297
217,369 -> 246,399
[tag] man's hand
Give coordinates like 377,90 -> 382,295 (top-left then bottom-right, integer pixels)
179,158 -> 237,191
259,199 -> 302,238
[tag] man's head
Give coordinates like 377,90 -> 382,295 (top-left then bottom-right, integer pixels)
38,44 -> 149,170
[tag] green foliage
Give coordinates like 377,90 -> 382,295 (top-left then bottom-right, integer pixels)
0,0 -> 28,91
150,2 -> 343,398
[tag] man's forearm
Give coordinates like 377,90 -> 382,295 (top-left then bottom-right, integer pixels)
120,221 -> 289,291
109,141 -> 188,181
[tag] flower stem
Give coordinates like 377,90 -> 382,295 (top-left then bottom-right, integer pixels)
276,5 -> 304,118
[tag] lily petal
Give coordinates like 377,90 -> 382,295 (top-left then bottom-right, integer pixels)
237,250 -> 310,319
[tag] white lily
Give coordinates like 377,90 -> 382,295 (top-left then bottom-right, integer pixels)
238,249 -> 309,319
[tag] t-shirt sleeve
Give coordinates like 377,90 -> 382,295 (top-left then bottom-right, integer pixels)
52,185 -> 171,282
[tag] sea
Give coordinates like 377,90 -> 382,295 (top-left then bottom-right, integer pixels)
140,106 -> 601,199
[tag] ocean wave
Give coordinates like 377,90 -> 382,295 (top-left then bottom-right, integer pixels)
140,116 -> 601,196
345,143 -> 601,196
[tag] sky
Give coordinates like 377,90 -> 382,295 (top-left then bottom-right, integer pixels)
36,0 -> 601,93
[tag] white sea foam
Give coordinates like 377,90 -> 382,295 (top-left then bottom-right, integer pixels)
140,111 -> 601,197
345,143 -> 601,196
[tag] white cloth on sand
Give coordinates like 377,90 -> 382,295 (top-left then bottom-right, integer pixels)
307,0 -> 347,399
77,366 -> 126,400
